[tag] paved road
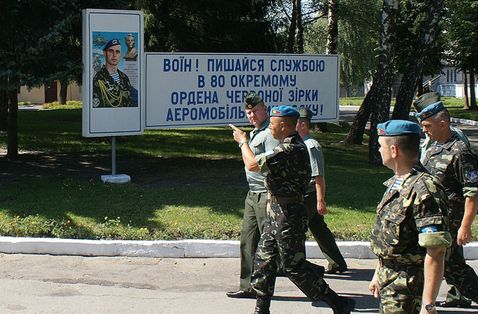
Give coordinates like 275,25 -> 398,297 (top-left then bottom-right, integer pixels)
1,254 -> 477,314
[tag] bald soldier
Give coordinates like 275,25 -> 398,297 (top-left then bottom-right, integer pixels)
369,120 -> 451,314
231,106 -> 355,314
92,39 -> 135,108
417,101 -> 478,308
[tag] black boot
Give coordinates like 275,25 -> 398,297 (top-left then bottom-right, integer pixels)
319,290 -> 355,314
253,296 -> 271,314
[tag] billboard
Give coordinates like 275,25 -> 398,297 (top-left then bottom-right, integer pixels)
82,9 -> 144,137
145,53 -> 339,128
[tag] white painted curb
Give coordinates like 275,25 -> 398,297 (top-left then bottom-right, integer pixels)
0,237 -> 477,259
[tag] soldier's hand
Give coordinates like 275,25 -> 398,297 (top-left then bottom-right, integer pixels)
368,279 -> 379,298
229,124 -> 247,145
317,199 -> 327,215
457,225 -> 473,246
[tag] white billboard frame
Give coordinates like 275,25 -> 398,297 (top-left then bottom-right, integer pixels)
82,9 -> 144,137
145,53 -> 340,129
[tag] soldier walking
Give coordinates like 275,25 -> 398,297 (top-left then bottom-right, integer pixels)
369,120 -> 452,313
230,105 -> 355,314
417,102 -> 478,308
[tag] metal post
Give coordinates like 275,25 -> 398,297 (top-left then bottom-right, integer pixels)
111,136 -> 117,176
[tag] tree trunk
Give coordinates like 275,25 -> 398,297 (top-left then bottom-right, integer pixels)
470,67 -> 477,110
345,0 -> 398,156
296,0 -> 304,53
7,88 -> 18,159
0,90 -> 7,131
319,0 -> 338,133
392,0 -> 443,120
59,78 -> 68,105
287,0 -> 298,53
463,68 -> 470,109
416,72 -> 424,97
326,0 -> 338,55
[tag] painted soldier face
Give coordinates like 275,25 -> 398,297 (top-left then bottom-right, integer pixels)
245,104 -> 267,128
104,44 -> 121,67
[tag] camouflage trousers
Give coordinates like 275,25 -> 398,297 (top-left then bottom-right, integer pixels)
442,219 -> 478,302
251,201 -> 328,299
378,263 -> 424,313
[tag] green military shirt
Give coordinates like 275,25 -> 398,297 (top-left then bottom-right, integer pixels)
303,135 -> 325,194
370,165 -> 451,265
422,132 -> 478,221
245,117 -> 280,193
92,66 -> 135,108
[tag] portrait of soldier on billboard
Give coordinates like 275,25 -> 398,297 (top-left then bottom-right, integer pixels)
92,38 -> 137,108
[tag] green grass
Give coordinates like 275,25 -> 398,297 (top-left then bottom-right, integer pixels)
0,101 -> 476,240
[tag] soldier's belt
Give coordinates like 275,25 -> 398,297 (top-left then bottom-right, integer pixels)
269,195 -> 304,204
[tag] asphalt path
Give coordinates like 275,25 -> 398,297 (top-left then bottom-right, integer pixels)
0,254 -> 477,314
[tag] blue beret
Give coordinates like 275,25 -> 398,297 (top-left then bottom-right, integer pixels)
377,120 -> 421,136
103,39 -> 121,51
415,101 -> 444,121
270,105 -> 300,118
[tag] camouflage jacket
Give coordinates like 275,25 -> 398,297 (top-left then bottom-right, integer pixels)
370,165 -> 449,265
92,66 -> 135,108
422,132 -> 478,221
256,133 -> 310,197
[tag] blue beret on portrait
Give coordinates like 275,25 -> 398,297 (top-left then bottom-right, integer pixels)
270,105 -> 300,118
103,39 -> 121,51
377,120 -> 421,136
415,101 -> 445,121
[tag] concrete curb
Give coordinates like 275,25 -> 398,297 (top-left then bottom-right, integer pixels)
450,117 -> 478,126
1,237 -> 477,259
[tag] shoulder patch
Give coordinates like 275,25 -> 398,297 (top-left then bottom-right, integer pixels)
466,171 -> 478,183
421,225 -> 438,233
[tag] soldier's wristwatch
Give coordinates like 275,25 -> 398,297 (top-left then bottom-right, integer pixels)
425,303 -> 436,312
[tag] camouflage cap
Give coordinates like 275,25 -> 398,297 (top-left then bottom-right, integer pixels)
270,105 -> 300,118
415,101 -> 445,122
244,92 -> 263,109
298,107 -> 313,120
412,92 -> 440,112
103,39 -> 121,51
377,120 -> 420,136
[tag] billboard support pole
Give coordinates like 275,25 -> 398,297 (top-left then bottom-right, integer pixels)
101,136 -> 131,184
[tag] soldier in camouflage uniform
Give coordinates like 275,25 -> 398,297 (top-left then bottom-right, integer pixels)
92,39 -> 135,108
230,106 -> 355,314
417,101 -> 478,308
369,120 -> 452,314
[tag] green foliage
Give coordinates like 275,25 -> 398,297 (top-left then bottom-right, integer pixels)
444,0 -> 478,69
142,0 -> 278,52
305,0 -> 381,92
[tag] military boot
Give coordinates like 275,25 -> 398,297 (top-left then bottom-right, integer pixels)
253,296 -> 271,314
316,290 -> 355,314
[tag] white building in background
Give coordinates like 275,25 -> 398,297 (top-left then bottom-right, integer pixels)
427,66 -> 477,98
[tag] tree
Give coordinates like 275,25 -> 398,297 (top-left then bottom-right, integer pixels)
392,0 -> 444,119
141,0 -> 278,52
444,0 -> 478,110
345,0 -> 399,165
0,0 -> 129,159
305,0 -> 380,96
